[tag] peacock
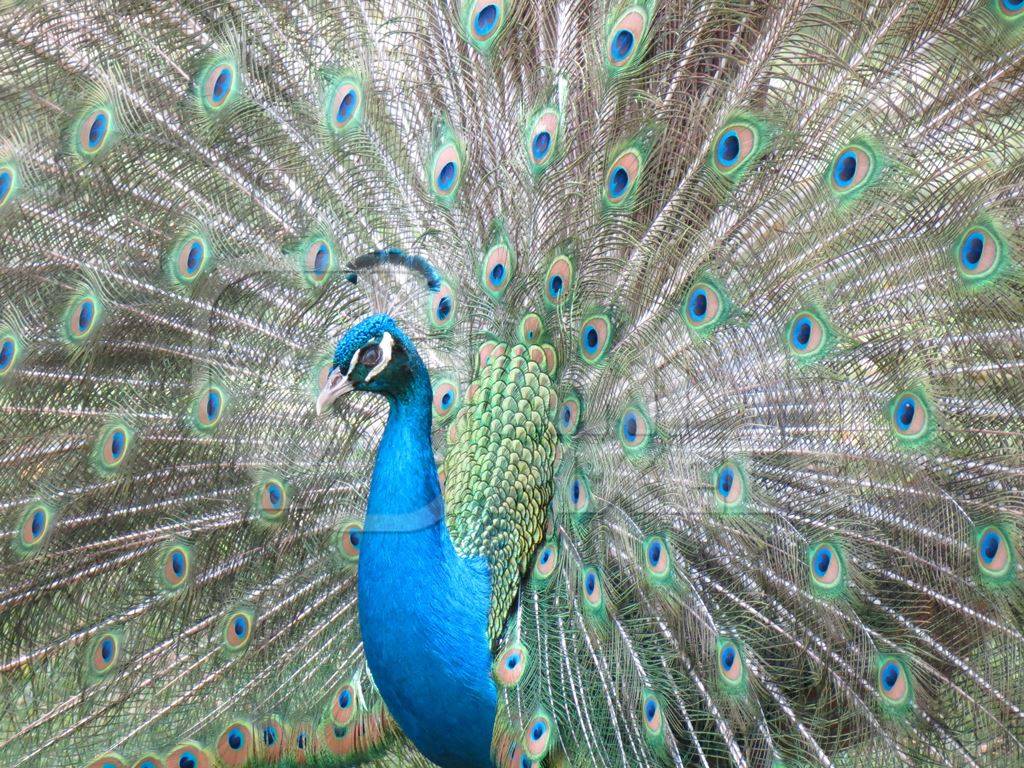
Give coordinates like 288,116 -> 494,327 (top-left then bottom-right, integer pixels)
2,0 -> 1024,766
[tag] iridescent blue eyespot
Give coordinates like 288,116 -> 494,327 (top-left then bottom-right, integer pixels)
195,386 -> 226,430
474,4 -> 499,35
532,131 -> 551,161
977,525 -> 1014,580
605,149 -> 641,204
212,68 -> 232,104
833,151 -> 857,187
962,232 -> 984,268
718,468 -> 733,496
263,726 -> 278,746
0,165 -> 15,207
18,503 -> 53,553
523,710 -> 555,761
201,62 -> 238,111
437,162 -> 456,192
527,108 -> 560,170
890,391 -> 929,440
86,112 -> 108,150
224,609 -> 254,651
688,290 -> 707,321
717,131 -> 740,166
579,314 -> 612,363
956,225 -> 1004,282
717,639 -> 744,686
714,462 -> 745,508
326,78 -> 363,132
337,91 -> 356,122
611,29 -> 634,62
829,145 -> 873,194
218,721 -> 255,764
877,656 -> 910,706
90,632 -> 120,675
648,540 -> 661,567
0,336 -> 16,373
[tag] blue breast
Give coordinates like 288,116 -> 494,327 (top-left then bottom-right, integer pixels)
356,379 -> 497,768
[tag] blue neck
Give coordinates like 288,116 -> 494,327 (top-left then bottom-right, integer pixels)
356,368 -> 497,768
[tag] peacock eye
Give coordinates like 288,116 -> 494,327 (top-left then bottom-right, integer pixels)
359,344 -> 382,367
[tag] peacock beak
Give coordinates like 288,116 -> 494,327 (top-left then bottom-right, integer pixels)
316,368 -> 354,416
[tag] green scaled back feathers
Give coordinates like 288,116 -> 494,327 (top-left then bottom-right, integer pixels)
1,1 -> 1024,768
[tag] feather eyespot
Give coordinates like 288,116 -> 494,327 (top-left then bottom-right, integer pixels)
17,503 -> 52,553
533,541 -> 558,580
223,610 -> 254,652
336,521 -> 362,563
258,719 -> 286,760
829,145 -> 874,195
714,462 -> 745,509
97,424 -> 130,470
809,542 -> 844,593
132,755 -> 163,768
87,756 -> 127,768
619,405 -> 653,455
641,691 -> 663,738
66,294 -> 100,341
522,710 -> 555,761
566,472 -> 590,517
322,719 -> 356,756
683,281 -> 728,332
518,313 -> 544,345
494,644 -> 529,687
217,722 -> 254,767
430,141 -> 464,202
195,386 -> 225,430
786,310 -> 830,360
890,391 -> 929,441
712,123 -> 759,175
544,255 -> 573,306
605,149 -> 641,204
580,567 -> 604,611
717,640 -> 744,686
999,0 -> 1024,16
293,725 -> 315,758
467,0 -> 506,45
433,378 -> 460,420
304,239 -> 335,285
77,108 -> 112,155
0,164 -> 17,208
428,281 -> 457,330
161,544 -> 191,590
89,632 -> 121,675
327,79 -> 362,132
258,479 -> 287,521
199,61 -> 238,112
579,313 -> 612,364
332,683 -> 359,725
956,225 -> 1005,283
0,333 -> 18,376
977,526 -> 1014,581
556,393 -> 582,436
173,237 -> 208,283
526,107 -> 560,171
877,657 -> 910,707
644,535 -> 671,581
482,242 -> 514,296
606,8 -> 649,70
167,743 -> 212,768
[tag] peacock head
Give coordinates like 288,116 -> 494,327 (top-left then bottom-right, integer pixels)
316,313 -> 424,414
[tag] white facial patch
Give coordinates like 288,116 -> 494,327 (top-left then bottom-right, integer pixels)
363,331 -> 394,383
